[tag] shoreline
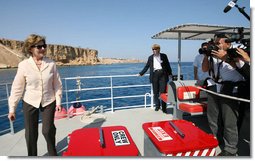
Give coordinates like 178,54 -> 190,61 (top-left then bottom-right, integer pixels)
0,61 -> 195,70
0,61 -> 145,69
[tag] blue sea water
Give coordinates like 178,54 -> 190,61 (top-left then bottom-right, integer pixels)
0,62 -> 193,134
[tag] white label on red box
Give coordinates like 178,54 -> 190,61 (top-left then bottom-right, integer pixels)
148,127 -> 173,141
112,130 -> 130,146
183,91 -> 196,99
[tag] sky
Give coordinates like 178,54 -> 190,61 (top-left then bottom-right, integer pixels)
0,0 -> 251,62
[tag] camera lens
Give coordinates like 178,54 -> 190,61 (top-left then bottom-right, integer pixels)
227,48 -> 240,58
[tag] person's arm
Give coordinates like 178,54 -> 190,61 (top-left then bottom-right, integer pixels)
8,63 -> 26,121
53,63 -> 63,112
236,48 -> 250,63
235,61 -> 250,81
211,49 -> 238,68
194,66 -> 198,80
202,55 -> 209,72
139,56 -> 150,76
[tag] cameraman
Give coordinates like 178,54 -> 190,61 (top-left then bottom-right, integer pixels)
193,42 -> 209,82
202,33 -> 245,156
211,47 -> 250,156
212,47 -> 250,79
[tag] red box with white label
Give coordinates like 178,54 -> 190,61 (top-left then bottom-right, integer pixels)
142,120 -> 218,156
63,126 -> 139,156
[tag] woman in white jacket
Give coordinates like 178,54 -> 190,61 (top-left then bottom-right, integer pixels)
8,34 -> 62,156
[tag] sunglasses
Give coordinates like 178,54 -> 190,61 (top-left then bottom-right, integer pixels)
152,48 -> 158,50
31,44 -> 47,49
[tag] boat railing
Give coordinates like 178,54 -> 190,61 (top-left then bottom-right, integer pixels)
0,74 -> 153,135
0,73 -> 192,135
0,83 -> 14,135
62,74 -> 153,113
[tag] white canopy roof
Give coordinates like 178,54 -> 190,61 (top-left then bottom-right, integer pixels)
151,23 -> 250,40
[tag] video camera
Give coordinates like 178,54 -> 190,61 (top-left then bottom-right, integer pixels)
225,28 -> 250,59
198,39 -> 219,56
198,27 -> 250,58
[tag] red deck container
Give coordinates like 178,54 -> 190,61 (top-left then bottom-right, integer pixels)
63,125 -> 139,156
142,120 -> 218,156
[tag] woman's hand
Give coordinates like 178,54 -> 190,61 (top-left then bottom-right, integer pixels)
8,112 -> 16,121
56,105 -> 62,112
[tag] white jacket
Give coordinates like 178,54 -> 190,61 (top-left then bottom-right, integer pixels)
8,57 -> 62,113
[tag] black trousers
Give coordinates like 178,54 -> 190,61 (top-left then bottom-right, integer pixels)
152,70 -> 167,110
237,82 -> 250,156
23,101 -> 57,156
237,102 -> 250,156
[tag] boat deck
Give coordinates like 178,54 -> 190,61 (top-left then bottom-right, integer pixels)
0,107 -> 215,156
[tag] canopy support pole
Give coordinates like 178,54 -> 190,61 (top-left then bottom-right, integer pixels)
177,32 -> 182,80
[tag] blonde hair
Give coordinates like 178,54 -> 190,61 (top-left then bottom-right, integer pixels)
152,44 -> 160,50
22,34 -> 46,57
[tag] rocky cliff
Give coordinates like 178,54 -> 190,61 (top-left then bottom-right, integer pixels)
0,38 -> 143,69
0,38 -> 99,68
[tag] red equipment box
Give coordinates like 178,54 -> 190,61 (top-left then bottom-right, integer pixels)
142,120 -> 218,156
63,125 -> 139,156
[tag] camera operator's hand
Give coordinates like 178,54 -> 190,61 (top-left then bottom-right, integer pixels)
211,49 -> 227,61
212,49 -> 240,68
236,48 -> 250,63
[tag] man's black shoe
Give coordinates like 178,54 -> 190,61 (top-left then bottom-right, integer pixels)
162,109 -> 167,114
218,150 -> 236,156
155,107 -> 159,111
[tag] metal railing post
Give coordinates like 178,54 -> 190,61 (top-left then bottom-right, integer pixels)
144,93 -> 151,108
150,83 -> 154,109
64,79 -> 70,118
110,77 -> 114,112
6,84 -> 14,134
9,120 -> 14,135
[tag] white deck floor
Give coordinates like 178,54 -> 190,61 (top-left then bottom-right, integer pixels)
0,107 -> 177,156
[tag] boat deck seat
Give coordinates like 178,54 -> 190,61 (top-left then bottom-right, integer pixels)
177,86 -> 207,114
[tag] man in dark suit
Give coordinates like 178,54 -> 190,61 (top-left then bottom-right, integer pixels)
138,44 -> 172,113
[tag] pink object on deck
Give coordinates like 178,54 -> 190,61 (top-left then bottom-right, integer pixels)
68,105 -> 86,117
54,107 -> 68,120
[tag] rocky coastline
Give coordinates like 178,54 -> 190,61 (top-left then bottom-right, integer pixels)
0,38 -> 143,69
